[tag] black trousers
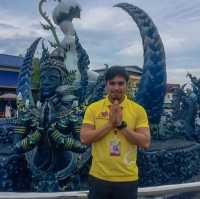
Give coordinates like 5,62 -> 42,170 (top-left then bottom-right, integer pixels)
88,175 -> 138,199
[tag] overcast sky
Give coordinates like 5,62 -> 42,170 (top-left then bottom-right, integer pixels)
0,0 -> 199,84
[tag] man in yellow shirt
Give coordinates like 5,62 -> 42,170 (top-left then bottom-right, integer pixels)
81,66 -> 150,199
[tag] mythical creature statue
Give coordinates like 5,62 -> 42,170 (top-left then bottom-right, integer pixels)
158,84 -> 198,140
8,41 -> 88,191
187,73 -> 200,106
112,3 -> 167,124
40,0 -> 99,94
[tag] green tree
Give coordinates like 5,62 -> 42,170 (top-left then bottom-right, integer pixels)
32,58 -> 40,89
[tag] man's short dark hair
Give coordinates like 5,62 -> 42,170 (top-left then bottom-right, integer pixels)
105,66 -> 129,82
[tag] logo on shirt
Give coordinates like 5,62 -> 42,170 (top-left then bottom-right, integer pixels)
96,111 -> 109,120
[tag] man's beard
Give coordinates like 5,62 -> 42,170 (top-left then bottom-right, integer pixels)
110,93 -> 123,101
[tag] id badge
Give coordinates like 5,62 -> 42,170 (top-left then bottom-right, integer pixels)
110,139 -> 121,156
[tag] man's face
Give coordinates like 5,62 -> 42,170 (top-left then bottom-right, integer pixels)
106,75 -> 127,101
40,68 -> 61,99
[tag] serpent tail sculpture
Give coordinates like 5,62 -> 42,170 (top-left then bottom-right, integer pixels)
114,3 -> 166,124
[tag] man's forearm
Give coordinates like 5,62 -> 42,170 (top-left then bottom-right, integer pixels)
121,127 -> 150,149
81,123 -> 113,144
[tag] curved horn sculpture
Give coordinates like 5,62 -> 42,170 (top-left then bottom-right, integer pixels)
114,3 -> 166,124
17,38 -> 41,106
39,0 -> 61,48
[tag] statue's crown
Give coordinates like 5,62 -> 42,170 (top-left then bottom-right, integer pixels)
40,45 -> 65,68
40,44 -> 76,85
40,45 -> 68,84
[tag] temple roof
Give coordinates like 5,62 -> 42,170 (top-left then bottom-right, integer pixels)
0,54 -> 24,88
0,54 -> 23,69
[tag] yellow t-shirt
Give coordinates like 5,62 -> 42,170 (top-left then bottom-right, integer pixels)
83,95 -> 149,182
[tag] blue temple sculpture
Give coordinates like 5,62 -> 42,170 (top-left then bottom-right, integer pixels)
0,0 -> 200,193
114,3 -> 166,125
7,40 -> 89,191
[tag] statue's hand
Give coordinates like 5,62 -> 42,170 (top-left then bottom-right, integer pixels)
30,119 -> 39,129
72,140 -> 88,153
47,123 -> 56,135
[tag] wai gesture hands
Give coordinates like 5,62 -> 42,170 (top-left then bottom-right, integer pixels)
109,100 -> 122,128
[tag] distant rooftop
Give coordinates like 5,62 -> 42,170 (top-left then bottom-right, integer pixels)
123,65 -> 143,74
166,83 -> 180,92
0,54 -> 24,69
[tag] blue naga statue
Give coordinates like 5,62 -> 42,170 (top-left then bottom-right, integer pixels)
0,0 -> 168,191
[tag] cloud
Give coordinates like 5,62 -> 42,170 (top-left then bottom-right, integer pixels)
167,68 -> 200,85
0,23 -> 19,30
162,0 -> 200,22
162,34 -> 185,54
0,10 -> 47,40
75,6 -> 137,32
117,41 -> 143,57
0,49 -> 6,54
0,37 -> 36,56
0,0 -> 199,85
